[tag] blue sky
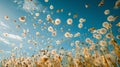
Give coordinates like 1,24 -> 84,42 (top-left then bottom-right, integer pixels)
0,0 -> 120,59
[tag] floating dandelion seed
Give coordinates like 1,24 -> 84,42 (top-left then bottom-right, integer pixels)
75,40 -> 80,45
35,13 -> 40,17
61,9 -> 64,12
67,18 -> 73,25
38,19 -> 43,24
85,38 -> 91,43
79,18 -> 86,23
56,40 -> 61,45
99,40 -> 107,46
78,23 -> 83,28
68,12 -> 71,16
107,15 -> 115,22
50,5 -> 54,10
88,27 -> 96,33
106,33 -> 112,39
44,0 -> 49,2
70,42 -> 74,47
64,32 -> 73,38
3,33 -> 9,37
102,22 -> 111,29
85,4 -> 90,8
14,20 -> 17,23
52,31 -> 57,36
116,22 -> 120,27
51,50 -> 56,55
33,23 -> 36,27
116,35 -> 120,39
73,14 -> 78,18
16,25 -> 20,29
104,9 -> 110,15
93,34 -> 102,40
4,16 -> 9,20
0,50 -> 4,53
55,18 -> 61,25
29,47 -> 32,50
19,16 -> 26,22
28,40 -> 32,43
74,32 -> 80,37
47,14 -> 51,19
99,28 -> 107,34
36,32 -> 40,36
114,0 -> 120,9
56,9 -> 61,13
98,0 -> 104,7
48,26 -> 54,32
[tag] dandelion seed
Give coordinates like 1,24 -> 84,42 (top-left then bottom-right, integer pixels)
107,15 -> 115,22
104,9 -> 110,15
38,19 -> 43,24
29,47 -> 32,50
35,13 -> 40,17
93,34 -> 102,39
70,42 -> 74,47
98,0 -> 104,7
33,23 -> 37,27
16,25 -> 20,29
116,35 -> 120,39
85,38 -> 91,43
116,22 -> 120,27
55,18 -> 61,25
102,22 -> 111,29
99,40 -> 107,46
85,4 -> 90,8
0,50 -> 4,53
68,12 -> 71,16
19,16 -> 26,22
47,14 -> 51,19
52,31 -> 57,36
3,33 -> 9,37
4,16 -> 9,20
56,9 -> 61,13
106,33 -> 112,39
99,28 -> 107,34
114,0 -> 120,9
67,18 -> 73,25
50,5 -> 54,10
56,40 -> 61,45
79,18 -> 86,23
36,32 -> 40,36
73,14 -> 78,18
88,27 -> 96,33
28,40 -> 32,43
75,40 -> 80,45
74,32 -> 80,37
48,26 -> 54,32
78,23 -> 83,28
44,0 -> 49,2
61,9 -> 64,12
64,32 -> 73,38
